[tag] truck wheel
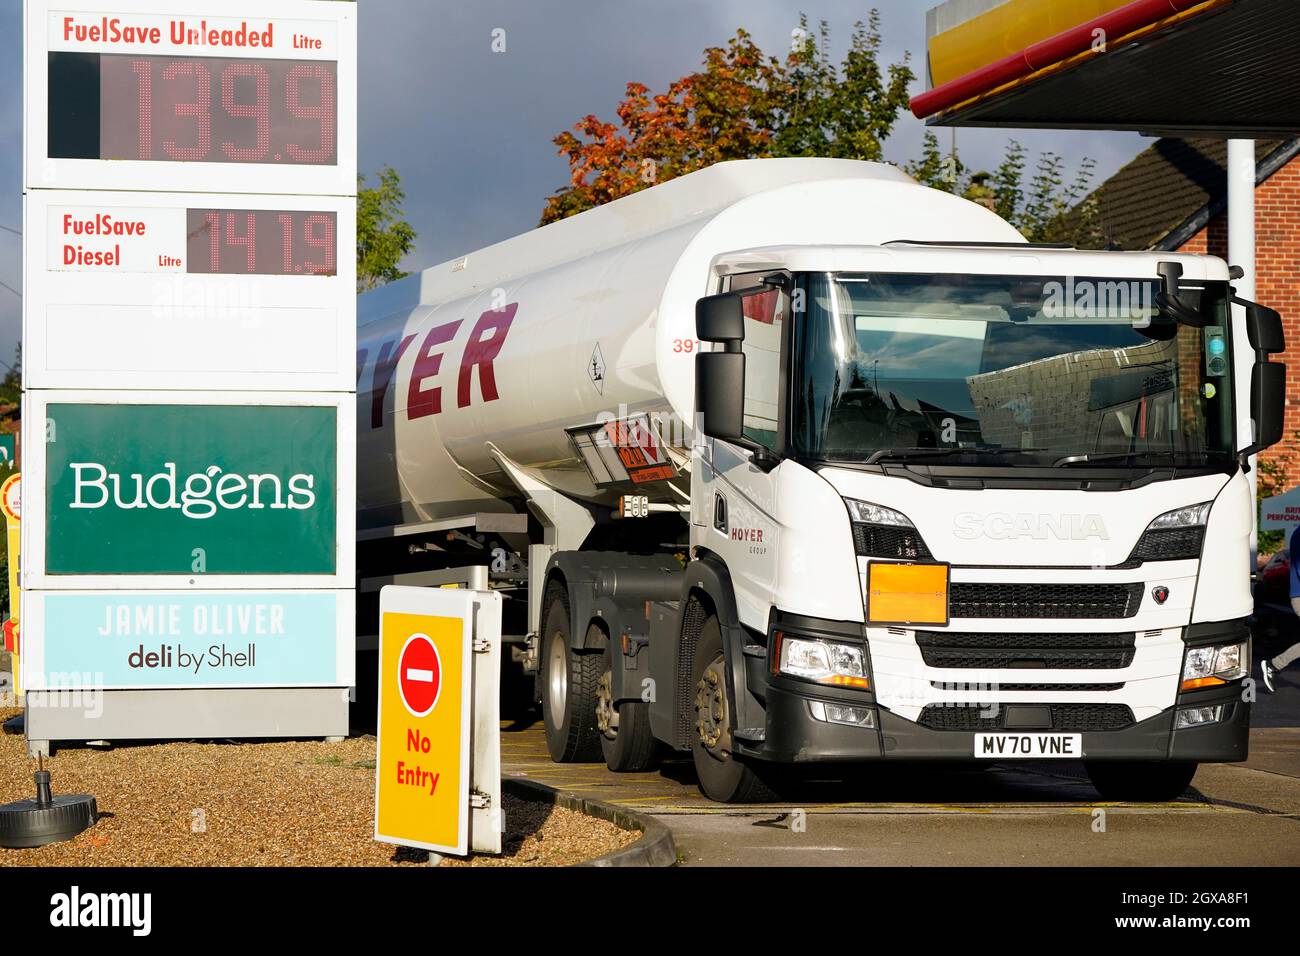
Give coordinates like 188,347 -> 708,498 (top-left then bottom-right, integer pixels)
597,642 -> 659,773
690,614 -> 778,803
1084,760 -> 1197,801
539,584 -> 601,763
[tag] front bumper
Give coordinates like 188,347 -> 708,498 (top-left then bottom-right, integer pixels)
737,681 -> 1248,763
879,685 -> 1248,762
733,613 -> 1250,765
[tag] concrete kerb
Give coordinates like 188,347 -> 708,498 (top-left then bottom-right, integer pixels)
503,777 -> 677,867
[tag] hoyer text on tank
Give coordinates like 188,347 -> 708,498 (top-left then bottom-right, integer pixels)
357,302 -> 517,428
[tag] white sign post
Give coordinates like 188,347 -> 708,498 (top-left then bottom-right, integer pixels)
21,0 -> 357,752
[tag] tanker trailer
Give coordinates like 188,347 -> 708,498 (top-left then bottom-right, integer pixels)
357,158 -> 1286,802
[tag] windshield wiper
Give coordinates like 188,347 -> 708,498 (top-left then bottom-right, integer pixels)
1053,450 -> 1213,467
867,446 -> 1045,464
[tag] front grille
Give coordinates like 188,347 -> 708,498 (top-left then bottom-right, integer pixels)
949,583 -> 1144,619
1128,527 -> 1205,562
853,522 -> 932,560
916,630 -> 1136,669
918,703 -> 1135,732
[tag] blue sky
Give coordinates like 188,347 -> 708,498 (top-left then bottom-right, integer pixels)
0,0 -> 1150,365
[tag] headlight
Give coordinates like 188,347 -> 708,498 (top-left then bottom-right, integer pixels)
773,633 -> 869,689
1129,502 -> 1211,562
1149,502 -> 1212,529
1181,641 -> 1248,690
845,499 -> 931,559
845,499 -> 913,527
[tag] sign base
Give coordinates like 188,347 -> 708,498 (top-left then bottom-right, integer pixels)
0,770 -> 96,848
25,687 -> 348,755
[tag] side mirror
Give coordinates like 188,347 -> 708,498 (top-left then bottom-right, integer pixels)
1251,360 -> 1287,453
693,292 -> 779,469
1236,297 -> 1287,460
696,292 -> 745,343
695,351 -> 745,442
1246,302 -> 1285,354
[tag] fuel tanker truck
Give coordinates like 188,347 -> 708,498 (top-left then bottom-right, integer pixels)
356,158 -> 1286,802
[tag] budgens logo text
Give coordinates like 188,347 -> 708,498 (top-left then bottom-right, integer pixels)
68,462 -> 317,519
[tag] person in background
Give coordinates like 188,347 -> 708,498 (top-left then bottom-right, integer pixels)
1261,523 -> 1300,692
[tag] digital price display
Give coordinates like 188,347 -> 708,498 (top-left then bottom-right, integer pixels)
48,51 -> 337,165
186,208 -> 336,275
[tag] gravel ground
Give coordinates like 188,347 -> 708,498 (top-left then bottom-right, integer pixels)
0,708 -> 635,866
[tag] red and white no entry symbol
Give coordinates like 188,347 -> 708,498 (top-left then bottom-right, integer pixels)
398,633 -> 442,718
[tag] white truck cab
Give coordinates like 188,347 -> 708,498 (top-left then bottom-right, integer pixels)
684,242 -> 1279,800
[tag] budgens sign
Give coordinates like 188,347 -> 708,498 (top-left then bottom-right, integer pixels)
45,404 -> 336,574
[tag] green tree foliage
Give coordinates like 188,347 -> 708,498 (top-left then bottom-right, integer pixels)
907,132 -> 1103,246
356,166 -> 416,292
903,130 -> 964,193
1257,448 -> 1296,556
770,13 -> 914,161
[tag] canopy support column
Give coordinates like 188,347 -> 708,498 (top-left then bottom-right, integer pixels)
1228,139 -> 1258,563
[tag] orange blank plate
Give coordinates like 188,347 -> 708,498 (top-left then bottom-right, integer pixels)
868,563 -> 949,625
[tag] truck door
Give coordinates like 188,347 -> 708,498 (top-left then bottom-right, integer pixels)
702,275 -> 789,629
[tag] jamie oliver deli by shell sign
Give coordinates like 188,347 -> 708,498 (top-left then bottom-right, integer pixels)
23,590 -> 350,690
21,0 -> 356,741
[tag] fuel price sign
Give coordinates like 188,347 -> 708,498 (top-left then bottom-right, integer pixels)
25,0 -> 356,194
49,53 -> 338,166
21,0 -> 357,746
187,208 -> 337,276
23,188 -> 355,390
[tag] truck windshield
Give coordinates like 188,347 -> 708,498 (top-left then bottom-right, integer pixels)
790,272 -> 1235,467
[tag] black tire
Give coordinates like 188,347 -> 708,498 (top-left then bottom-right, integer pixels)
1085,760 -> 1197,801
690,613 -> 779,803
539,583 -> 602,762
598,643 -> 660,773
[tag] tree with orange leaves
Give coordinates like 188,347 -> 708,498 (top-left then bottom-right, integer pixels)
540,14 -> 913,225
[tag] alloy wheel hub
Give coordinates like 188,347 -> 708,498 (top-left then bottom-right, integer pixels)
694,657 -> 729,754
546,634 -> 568,723
596,669 -> 619,739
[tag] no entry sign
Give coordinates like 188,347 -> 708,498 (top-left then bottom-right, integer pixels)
398,634 -> 441,718
374,586 -> 473,856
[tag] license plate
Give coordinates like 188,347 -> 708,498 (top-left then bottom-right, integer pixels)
974,732 -> 1082,759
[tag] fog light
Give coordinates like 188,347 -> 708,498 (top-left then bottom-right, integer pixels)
808,700 -> 876,728
1175,705 -> 1224,729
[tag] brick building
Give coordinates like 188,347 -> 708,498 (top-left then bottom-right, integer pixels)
1082,138 -> 1300,483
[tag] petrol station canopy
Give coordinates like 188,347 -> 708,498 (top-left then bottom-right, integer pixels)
912,0 -> 1300,138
